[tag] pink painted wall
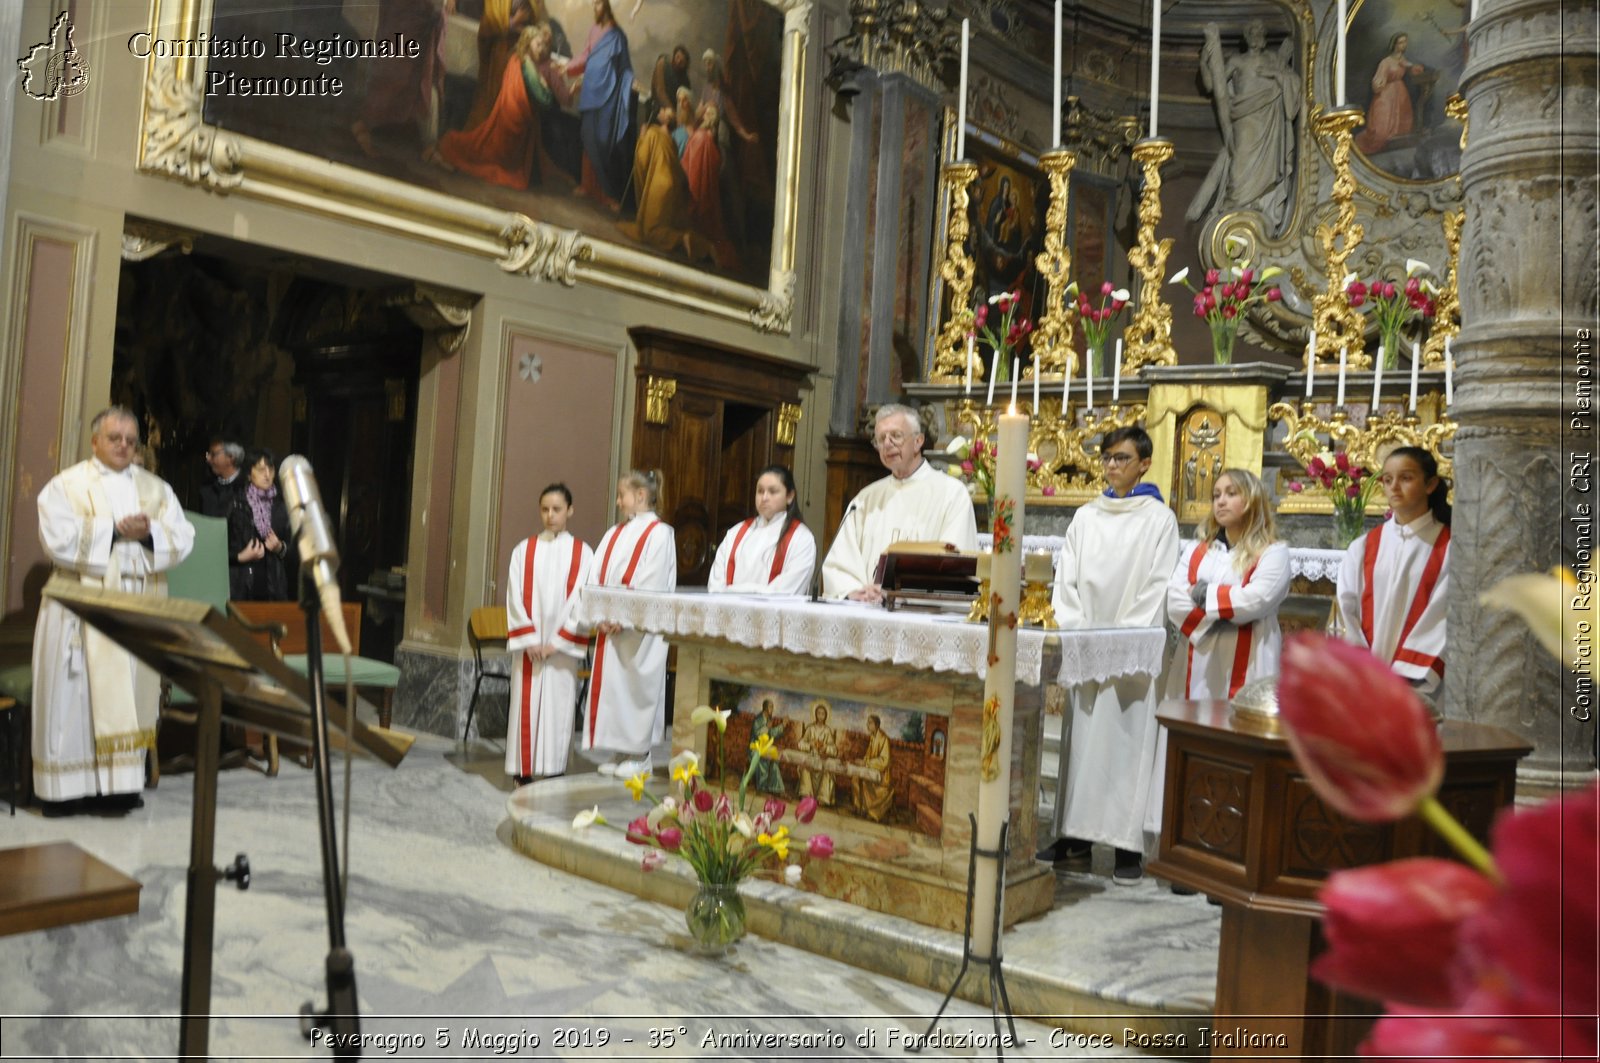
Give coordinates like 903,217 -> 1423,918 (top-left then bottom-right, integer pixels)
5,239 -> 76,619
421,349 -> 462,623
492,333 -> 618,599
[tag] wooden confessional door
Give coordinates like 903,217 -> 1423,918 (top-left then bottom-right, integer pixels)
628,330 -> 812,587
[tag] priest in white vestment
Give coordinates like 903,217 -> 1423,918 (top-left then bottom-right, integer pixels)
707,464 -> 816,596
821,404 -> 978,601
1044,426 -> 1178,883
505,484 -> 594,782
575,470 -> 677,777
32,406 -> 195,811
1336,447 -> 1452,694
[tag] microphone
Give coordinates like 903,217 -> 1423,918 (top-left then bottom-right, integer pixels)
279,455 -> 353,655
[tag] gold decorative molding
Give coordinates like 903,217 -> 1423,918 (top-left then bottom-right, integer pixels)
1029,149 -> 1078,379
1123,138 -> 1177,370
121,220 -> 195,262
498,217 -> 593,284
929,160 -> 980,384
644,377 -> 678,426
1424,93 -> 1469,369
752,271 -> 796,334
139,67 -> 242,192
948,397 -> 1147,502
1309,107 -> 1370,369
776,401 -> 803,446
837,0 -> 952,90
1268,395 -> 1456,512
385,283 -> 475,355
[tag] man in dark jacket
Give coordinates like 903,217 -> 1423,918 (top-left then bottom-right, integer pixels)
198,439 -> 244,518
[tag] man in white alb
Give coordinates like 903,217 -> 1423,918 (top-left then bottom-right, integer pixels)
32,406 -> 195,815
821,404 -> 979,601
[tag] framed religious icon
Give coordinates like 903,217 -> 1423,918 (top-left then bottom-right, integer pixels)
1067,169 -> 1117,303
136,0 -> 807,331
1348,0 -> 1468,181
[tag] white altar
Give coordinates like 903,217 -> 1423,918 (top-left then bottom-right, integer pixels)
574,587 -> 1166,931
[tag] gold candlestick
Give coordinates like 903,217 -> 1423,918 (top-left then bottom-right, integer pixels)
1019,577 -> 1058,629
1029,148 -> 1079,379
1424,93 -> 1469,368
930,160 -> 982,383
1269,398 -> 1457,495
1311,107 -> 1370,368
1123,137 -> 1176,370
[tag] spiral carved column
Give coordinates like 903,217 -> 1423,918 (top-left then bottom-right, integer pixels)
1448,0 -> 1598,793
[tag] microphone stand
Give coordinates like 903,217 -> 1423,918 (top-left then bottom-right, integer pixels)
296,576 -> 362,1058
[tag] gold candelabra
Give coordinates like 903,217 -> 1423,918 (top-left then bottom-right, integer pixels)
1019,577 -> 1058,629
1424,93 -> 1469,368
1310,107 -> 1370,369
949,396 -> 1147,499
1269,397 -> 1457,493
1029,148 -> 1079,379
1123,137 -> 1176,370
930,160 -> 982,383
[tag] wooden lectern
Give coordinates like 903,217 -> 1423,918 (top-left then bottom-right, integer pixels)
1148,699 -> 1531,1058
45,580 -> 411,1061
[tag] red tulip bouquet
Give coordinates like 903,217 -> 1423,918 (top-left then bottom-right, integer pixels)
1276,619 -> 1597,1061
1344,258 -> 1438,370
1170,238 -> 1284,364
971,288 -> 1033,386
1285,448 -> 1383,547
1069,280 -> 1130,378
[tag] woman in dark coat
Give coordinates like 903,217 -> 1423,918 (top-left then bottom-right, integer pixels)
228,447 -> 293,601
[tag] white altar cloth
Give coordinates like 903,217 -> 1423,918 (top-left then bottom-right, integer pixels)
573,587 -> 1167,688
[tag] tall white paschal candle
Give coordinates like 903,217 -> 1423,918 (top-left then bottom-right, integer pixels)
1408,340 -> 1421,411
1371,345 -> 1385,414
1336,346 -> 1348,408
1053,0 -> 1063,148
957,20 -> 970,159
1149,0 -> 1162,136
1336,0 -> 1348,106
971,405 -> 1028,961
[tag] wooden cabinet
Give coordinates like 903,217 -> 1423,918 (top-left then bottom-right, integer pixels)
628,330 -> 812,586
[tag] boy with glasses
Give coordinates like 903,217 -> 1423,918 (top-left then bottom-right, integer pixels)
1038,425 -> 1178,883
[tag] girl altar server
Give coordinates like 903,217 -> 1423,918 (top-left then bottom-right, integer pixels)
504,483 -> 593,784
1336,446 -> 1452,693
577,469 -> 677,777
1167,468 -> 1293,700
706,464 -> 816,596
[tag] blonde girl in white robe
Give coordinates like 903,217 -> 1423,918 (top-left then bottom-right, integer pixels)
1336,446 -> 1452,694
706,464 -> 816,596
505,483 -> 594,783
578,469 -> 677,776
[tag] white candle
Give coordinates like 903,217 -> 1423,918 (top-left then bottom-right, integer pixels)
1336,0 -> 1348,106
957,19 -> 969,159
1471,0 -> 1479,18
1062,353 -> 1072,408
1408,340 -> 1420,411
1445,337 -> 1454,405
1032,355 -> 1041,412
1085,346 -> 1095,409
1010,357 -> 1020,406
1371,345 -> 1384,415
986,351 -> 998,406
965,334 -> 975,396
1112,338 -> 1123,402
971,406 -> 1028,962
1149,0 -> 1161,137
1336,346 -> 1348,408
1053,0 -> 1063,149
1306,331 -> 1317,397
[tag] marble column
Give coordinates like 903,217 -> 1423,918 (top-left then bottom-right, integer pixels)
1450,0 -> 1598,794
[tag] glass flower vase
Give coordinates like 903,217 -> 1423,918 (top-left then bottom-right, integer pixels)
1380,328 -> 1401,370
1333,503 -> 1368,549
1210,323 -> 1238,365
685,881 -> 746,954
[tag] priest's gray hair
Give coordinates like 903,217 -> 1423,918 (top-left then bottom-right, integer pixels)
90,405 -> 140,441
873,404 -> 923,438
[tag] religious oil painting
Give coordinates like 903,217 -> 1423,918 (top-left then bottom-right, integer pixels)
201,0 -> 785,287
704,679 -> 948,837
1348,0 -> 1468,181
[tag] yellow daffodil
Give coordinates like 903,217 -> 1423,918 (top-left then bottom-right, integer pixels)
1481,565 -> 1594,671
690,705 -> 732,733
571,806 -> 605,829
758,825 -> 791,860
749,733 -> 779,761
624,771 -> 650,801
671,759 -> 702,786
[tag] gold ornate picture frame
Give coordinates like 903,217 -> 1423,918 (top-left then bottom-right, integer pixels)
135,0 -> 810,333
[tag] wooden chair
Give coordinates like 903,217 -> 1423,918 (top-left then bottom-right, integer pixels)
463,606 -> 509,743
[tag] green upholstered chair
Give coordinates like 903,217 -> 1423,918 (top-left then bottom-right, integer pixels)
163,511 -> 229,712
227,600 -> 401,728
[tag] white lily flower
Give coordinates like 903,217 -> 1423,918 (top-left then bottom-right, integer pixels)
784,864 -> 804,886
1481,566 -> 1594,671
1026,452 -> 1039,464
1405,258 -> 1432,277
1261,266 -> 1285,281
733,812 -> 755,838
945,434 -> 969,455
1111,288 -> 1130,302
987,292 -> 1005,304
1224,234 -> 1247,255
1065,281 -> 1079,297
572,806 -> 605,829
690,705 -> 731,732
1422,279 -> 1439,295
1341,271 -> 1358,287
1169,267 -> 1189,285
646,796 -> 679,831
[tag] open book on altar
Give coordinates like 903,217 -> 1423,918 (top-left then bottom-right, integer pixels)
873,541 -> 980,612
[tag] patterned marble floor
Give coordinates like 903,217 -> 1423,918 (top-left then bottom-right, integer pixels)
0,734 -> 1202,1061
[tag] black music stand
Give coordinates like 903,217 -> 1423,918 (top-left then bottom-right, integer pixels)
44,579 -> 412,1061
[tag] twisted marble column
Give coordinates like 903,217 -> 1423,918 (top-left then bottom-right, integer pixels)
1449,0 -> 1598,793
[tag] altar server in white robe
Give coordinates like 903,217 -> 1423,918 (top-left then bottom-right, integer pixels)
1336,446 -> 1452,694
707,464 -> 816,596
505,483 -> 594,783
821,404 -> 978,601
577,469 -> 677,776
1152,469 -> 1291,837
1041,426 -> 1179,883
33,406 -> 195,812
